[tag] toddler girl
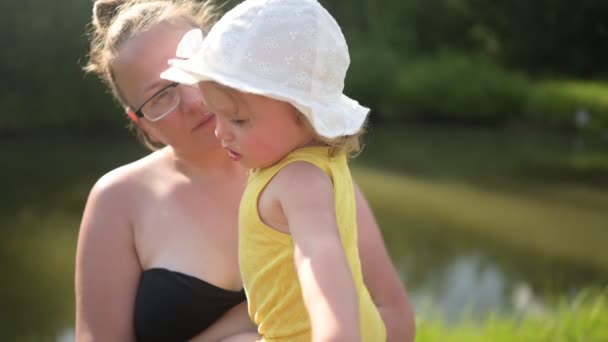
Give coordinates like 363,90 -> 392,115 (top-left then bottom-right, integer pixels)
162,0 -> 386,340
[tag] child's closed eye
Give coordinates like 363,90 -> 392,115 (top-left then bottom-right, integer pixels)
230,118 -> 249,126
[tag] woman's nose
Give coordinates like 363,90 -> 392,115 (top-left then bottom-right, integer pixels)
179,85 -> 205,114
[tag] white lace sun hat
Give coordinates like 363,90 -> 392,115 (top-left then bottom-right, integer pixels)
161,0 -> 369,139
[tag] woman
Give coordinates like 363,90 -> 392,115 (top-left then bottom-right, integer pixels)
75,0 -> 415,341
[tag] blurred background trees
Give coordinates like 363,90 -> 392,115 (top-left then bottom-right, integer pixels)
2,0 -> 608,133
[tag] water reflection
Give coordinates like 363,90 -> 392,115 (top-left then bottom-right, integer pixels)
57,329 -> 75,342
404,252 -> 547,323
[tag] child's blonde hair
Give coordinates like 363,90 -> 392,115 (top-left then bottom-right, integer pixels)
297,113 -> 366,158
84,0 -> 219,149
207,82 -> 365,157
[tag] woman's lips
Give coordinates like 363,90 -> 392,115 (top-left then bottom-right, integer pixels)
191,113 -> 215,132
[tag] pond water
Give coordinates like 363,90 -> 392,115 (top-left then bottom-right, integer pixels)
1,124 -> 607,340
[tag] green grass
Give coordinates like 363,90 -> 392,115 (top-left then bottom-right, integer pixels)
415,289 -> 608,342
352,166 -> 608,274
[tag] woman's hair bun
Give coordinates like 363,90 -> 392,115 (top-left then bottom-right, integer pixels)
92,0 -> 128,31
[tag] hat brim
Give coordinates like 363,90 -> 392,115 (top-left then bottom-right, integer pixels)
161,58 -> 369,139
161,58 -> 205,86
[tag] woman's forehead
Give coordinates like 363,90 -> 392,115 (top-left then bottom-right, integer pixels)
119,22 -> 191,66
113,23 -> 193,100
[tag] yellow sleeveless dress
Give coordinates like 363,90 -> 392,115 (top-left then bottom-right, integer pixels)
239,146 -> 386,342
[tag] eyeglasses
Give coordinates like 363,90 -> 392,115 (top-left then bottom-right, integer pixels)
132,82 -> 181,122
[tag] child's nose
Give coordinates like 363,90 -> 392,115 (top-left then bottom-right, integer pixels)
215,117 -> 233,142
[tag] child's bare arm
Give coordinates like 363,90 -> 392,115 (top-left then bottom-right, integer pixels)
274,162 -> 361,342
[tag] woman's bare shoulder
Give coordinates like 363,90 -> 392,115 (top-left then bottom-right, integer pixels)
83,148 -> 171,217
93,148 -> 169,192
78,148 -> 173,244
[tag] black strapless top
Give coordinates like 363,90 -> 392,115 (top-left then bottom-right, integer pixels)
134,268 -> 246,342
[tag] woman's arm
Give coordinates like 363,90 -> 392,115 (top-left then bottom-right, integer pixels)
354,183 -> 416,342
75,175 -> 142,342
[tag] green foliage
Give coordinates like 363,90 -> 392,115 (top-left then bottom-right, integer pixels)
347,49 -> 608,132
466,0 -> 608,77
347,51 -> 534,123
325,0 -> 608,77
0,0 -> 121,131
345,46 -> 405,118
526,80 -> 608,131
324,0 -> 478,56
393,54 -> 530,122
2,0 -> 608,133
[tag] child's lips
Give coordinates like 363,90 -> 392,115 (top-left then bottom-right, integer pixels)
226,149 -> 242,161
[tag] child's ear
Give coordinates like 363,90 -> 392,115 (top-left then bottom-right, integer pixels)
125,108 -> 140,123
